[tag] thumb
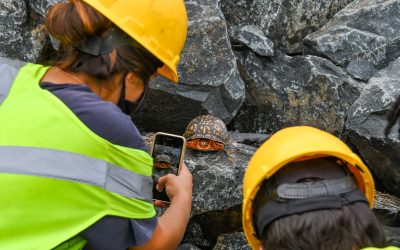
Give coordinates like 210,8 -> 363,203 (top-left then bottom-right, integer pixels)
156,174 -> 169,192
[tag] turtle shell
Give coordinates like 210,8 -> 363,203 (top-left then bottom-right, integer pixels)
183,115 -> 229,146
155,154 -> 171,163
154,154 -> 172,169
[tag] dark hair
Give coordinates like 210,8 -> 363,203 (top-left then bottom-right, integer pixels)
384,95 -> 400,137
44,0 -> 162,85
253,166 -> 386,250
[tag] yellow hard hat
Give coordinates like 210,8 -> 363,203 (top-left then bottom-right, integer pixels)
83,0 -> 188,82
242,126 -> 375,249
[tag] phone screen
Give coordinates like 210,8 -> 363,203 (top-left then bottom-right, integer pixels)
151,133 -> 186,202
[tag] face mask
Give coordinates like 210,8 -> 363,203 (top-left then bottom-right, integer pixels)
117,77 -> 148,115
117,98 -> 140,115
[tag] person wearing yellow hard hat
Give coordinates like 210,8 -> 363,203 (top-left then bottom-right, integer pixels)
242,126 -> 400,250
0,0 -> 192,250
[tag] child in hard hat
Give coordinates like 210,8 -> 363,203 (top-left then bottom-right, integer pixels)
242,126 -> 399,250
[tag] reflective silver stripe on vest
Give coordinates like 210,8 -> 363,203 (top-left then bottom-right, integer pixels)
0,57 -> 26,105
0,146 -> 153,202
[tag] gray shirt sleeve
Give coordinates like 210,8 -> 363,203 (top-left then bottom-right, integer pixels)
81,215 -> 158,250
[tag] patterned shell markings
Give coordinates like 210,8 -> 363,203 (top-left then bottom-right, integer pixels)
183,115 -> 229,151
154,154 -> 172,169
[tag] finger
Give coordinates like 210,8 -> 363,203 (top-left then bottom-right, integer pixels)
156,174 -> 174,191
154,200 -> 170,208
155,181 -> 165,192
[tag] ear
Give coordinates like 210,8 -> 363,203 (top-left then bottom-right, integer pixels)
125,72 -> 138,84
124,72 -> 145,102
259,246 -> 263,250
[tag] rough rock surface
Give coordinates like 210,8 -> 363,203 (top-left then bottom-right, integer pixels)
29,0 -> 65,17
346,59 -> 378,82
220,0 -> 353,54
304,0 -> 400,69
178,243 -> 203,250
135,0 -> 245,134
212,232 -> 251,250
0,0 -> 48,62
231,50 -> 362,135
185,143 -> 255,215
374,191 -> 400,227
346,57 -> 400,197
182,142 -> 255,248
228,25 -> 274,57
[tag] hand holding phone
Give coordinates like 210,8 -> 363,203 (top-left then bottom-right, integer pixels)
154,162 -> 192,207
151,132 -> 186,203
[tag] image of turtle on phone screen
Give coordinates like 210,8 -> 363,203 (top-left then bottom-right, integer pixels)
151,132 -> 186,203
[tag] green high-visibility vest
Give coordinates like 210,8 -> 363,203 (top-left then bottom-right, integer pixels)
0,58 -> 156,250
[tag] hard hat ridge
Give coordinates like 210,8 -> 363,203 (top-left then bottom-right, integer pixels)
253,158 -> 369,238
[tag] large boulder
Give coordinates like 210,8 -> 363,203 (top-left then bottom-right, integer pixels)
177,243 -> 202,250
182,142 -> 256,248
220,0 -> 353,54
0,0 -> 49,62
228,25 -> 274,57
212,232 -> 251,250
231,50 -> 363,135
186,143 -> 255,215
135,0 -> 245,134
304,0 -> 400,70
374,191 -> 400,227
29,0 -> 65,17
346,57 -> 400,197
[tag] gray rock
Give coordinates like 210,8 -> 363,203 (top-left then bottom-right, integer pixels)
231,50 -> 363,135
373,191 -> 400,228
229,131 -> 271,148
183,220 -> 212,248
185,143 -> 255,215
212,232 -> 251,250
182,143 -> 255,247
0,0 -> 27,25
384,226 -> 400,247
177,243 -> 202,250
304,0 -> 400,69
229,25 -> 274,57
220,0 -> 353,54
374,191 -> 400,212
29,0 -> 65,17
346,59 -> 378,82
0,0 -> 48,62
135,0 -> 245,134
346,57 -> 400,196
185,204 -> 243,248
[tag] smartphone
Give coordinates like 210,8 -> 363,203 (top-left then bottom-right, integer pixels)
151,132 -> 186,203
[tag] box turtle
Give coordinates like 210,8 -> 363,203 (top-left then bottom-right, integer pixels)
183,115 -> 229,151
154,154 -> 172,169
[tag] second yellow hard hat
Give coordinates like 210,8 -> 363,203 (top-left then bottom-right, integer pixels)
242,126 -> 375,249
